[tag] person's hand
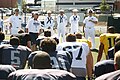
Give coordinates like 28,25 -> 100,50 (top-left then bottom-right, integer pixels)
83,33 -> 85,37
89,20 -> 92,22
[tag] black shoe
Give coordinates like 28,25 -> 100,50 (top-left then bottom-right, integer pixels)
91,49 -> 98,52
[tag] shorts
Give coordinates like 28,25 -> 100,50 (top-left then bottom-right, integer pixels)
29,32 -> 38,45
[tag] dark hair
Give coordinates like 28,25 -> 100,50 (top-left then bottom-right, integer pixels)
108,26 -> 115,33
75,33 -> 82,39
32,51 -> 51,69
0,32 -> 5,41
18,29 -> 24,33
15,9 -> 19,12
44,30 -> 51,37
41,38 -> 57,53
66,34 -> 76,42
10,37 -> 20,45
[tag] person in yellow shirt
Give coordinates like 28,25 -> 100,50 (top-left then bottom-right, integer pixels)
97,26 -> 120,62
75,33 -> 92,48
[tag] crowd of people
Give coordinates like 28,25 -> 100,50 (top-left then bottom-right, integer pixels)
0,8 -> 120,80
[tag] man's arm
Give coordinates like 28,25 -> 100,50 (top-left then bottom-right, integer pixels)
97,43 -> 104,62
83,23 -> 86,37
86,50 -> 93,79
9,23 -> 12,29
89,20 -> 97,24
83,23 -> 85,33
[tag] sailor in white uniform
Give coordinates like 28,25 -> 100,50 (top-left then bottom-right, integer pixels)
44,10 -> 54,35
83,9 -> 98,49
9,9 -> 23,35
69,9 -> 80,34
57,10 -> 68,42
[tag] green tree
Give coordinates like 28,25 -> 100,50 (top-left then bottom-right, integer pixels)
100,0 -> 110,11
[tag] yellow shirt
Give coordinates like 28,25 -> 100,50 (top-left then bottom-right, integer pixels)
76,39 -> 92,48
100,33 -> 120,55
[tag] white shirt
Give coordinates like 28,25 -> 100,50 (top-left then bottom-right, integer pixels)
57,14 -> 67,27
83,16 -> 98,27
26,19 -> 41,33
56,42 -> 89,68
69,15 -> 80,24
44,16 -> 54,29
9,15 -> 22,29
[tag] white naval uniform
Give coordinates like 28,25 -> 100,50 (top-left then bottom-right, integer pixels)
56,42 -> 89,77
57,14 -> 67,42
44,16 -> 54,35
83,16 -> 98,49
9,15 -> 23,35
26,19 -> 41,33
69,15 -> 80,34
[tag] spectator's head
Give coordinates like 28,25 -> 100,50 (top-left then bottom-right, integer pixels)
33,12 -> 39,20
0,31 -> 5,41
32,51 -> 51,69
107,26 -> 115,33
72,9 -> 78,15
59,9 -> 64,15
114,41 -> 120,53
18,29 -> 24,33
66,33 -> 76,42
10,37 -> 20,45
75,33 -> 82,39
114,51 -> 120,70
41,38 -> 57,53
47,10 -> 52,17
14,9 -> 19,15
0,65 -> 16,79
44,30 -> 51,37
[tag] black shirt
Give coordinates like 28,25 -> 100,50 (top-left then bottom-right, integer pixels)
11,33 -> 31,46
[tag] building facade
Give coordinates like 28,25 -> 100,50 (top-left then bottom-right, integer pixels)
37,0 -> 56,11
56,0 -> 115,11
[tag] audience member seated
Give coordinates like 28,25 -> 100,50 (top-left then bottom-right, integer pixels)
56,33 -> 93,80
0,65 -> 16,80
0,37 -> 31,69
94,59 -> 115,78
8,51 -> 76,80
36,30 -> 59,50
95,50 -> 120,80
10,29 -> 31,49
28,38 -> 71,71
